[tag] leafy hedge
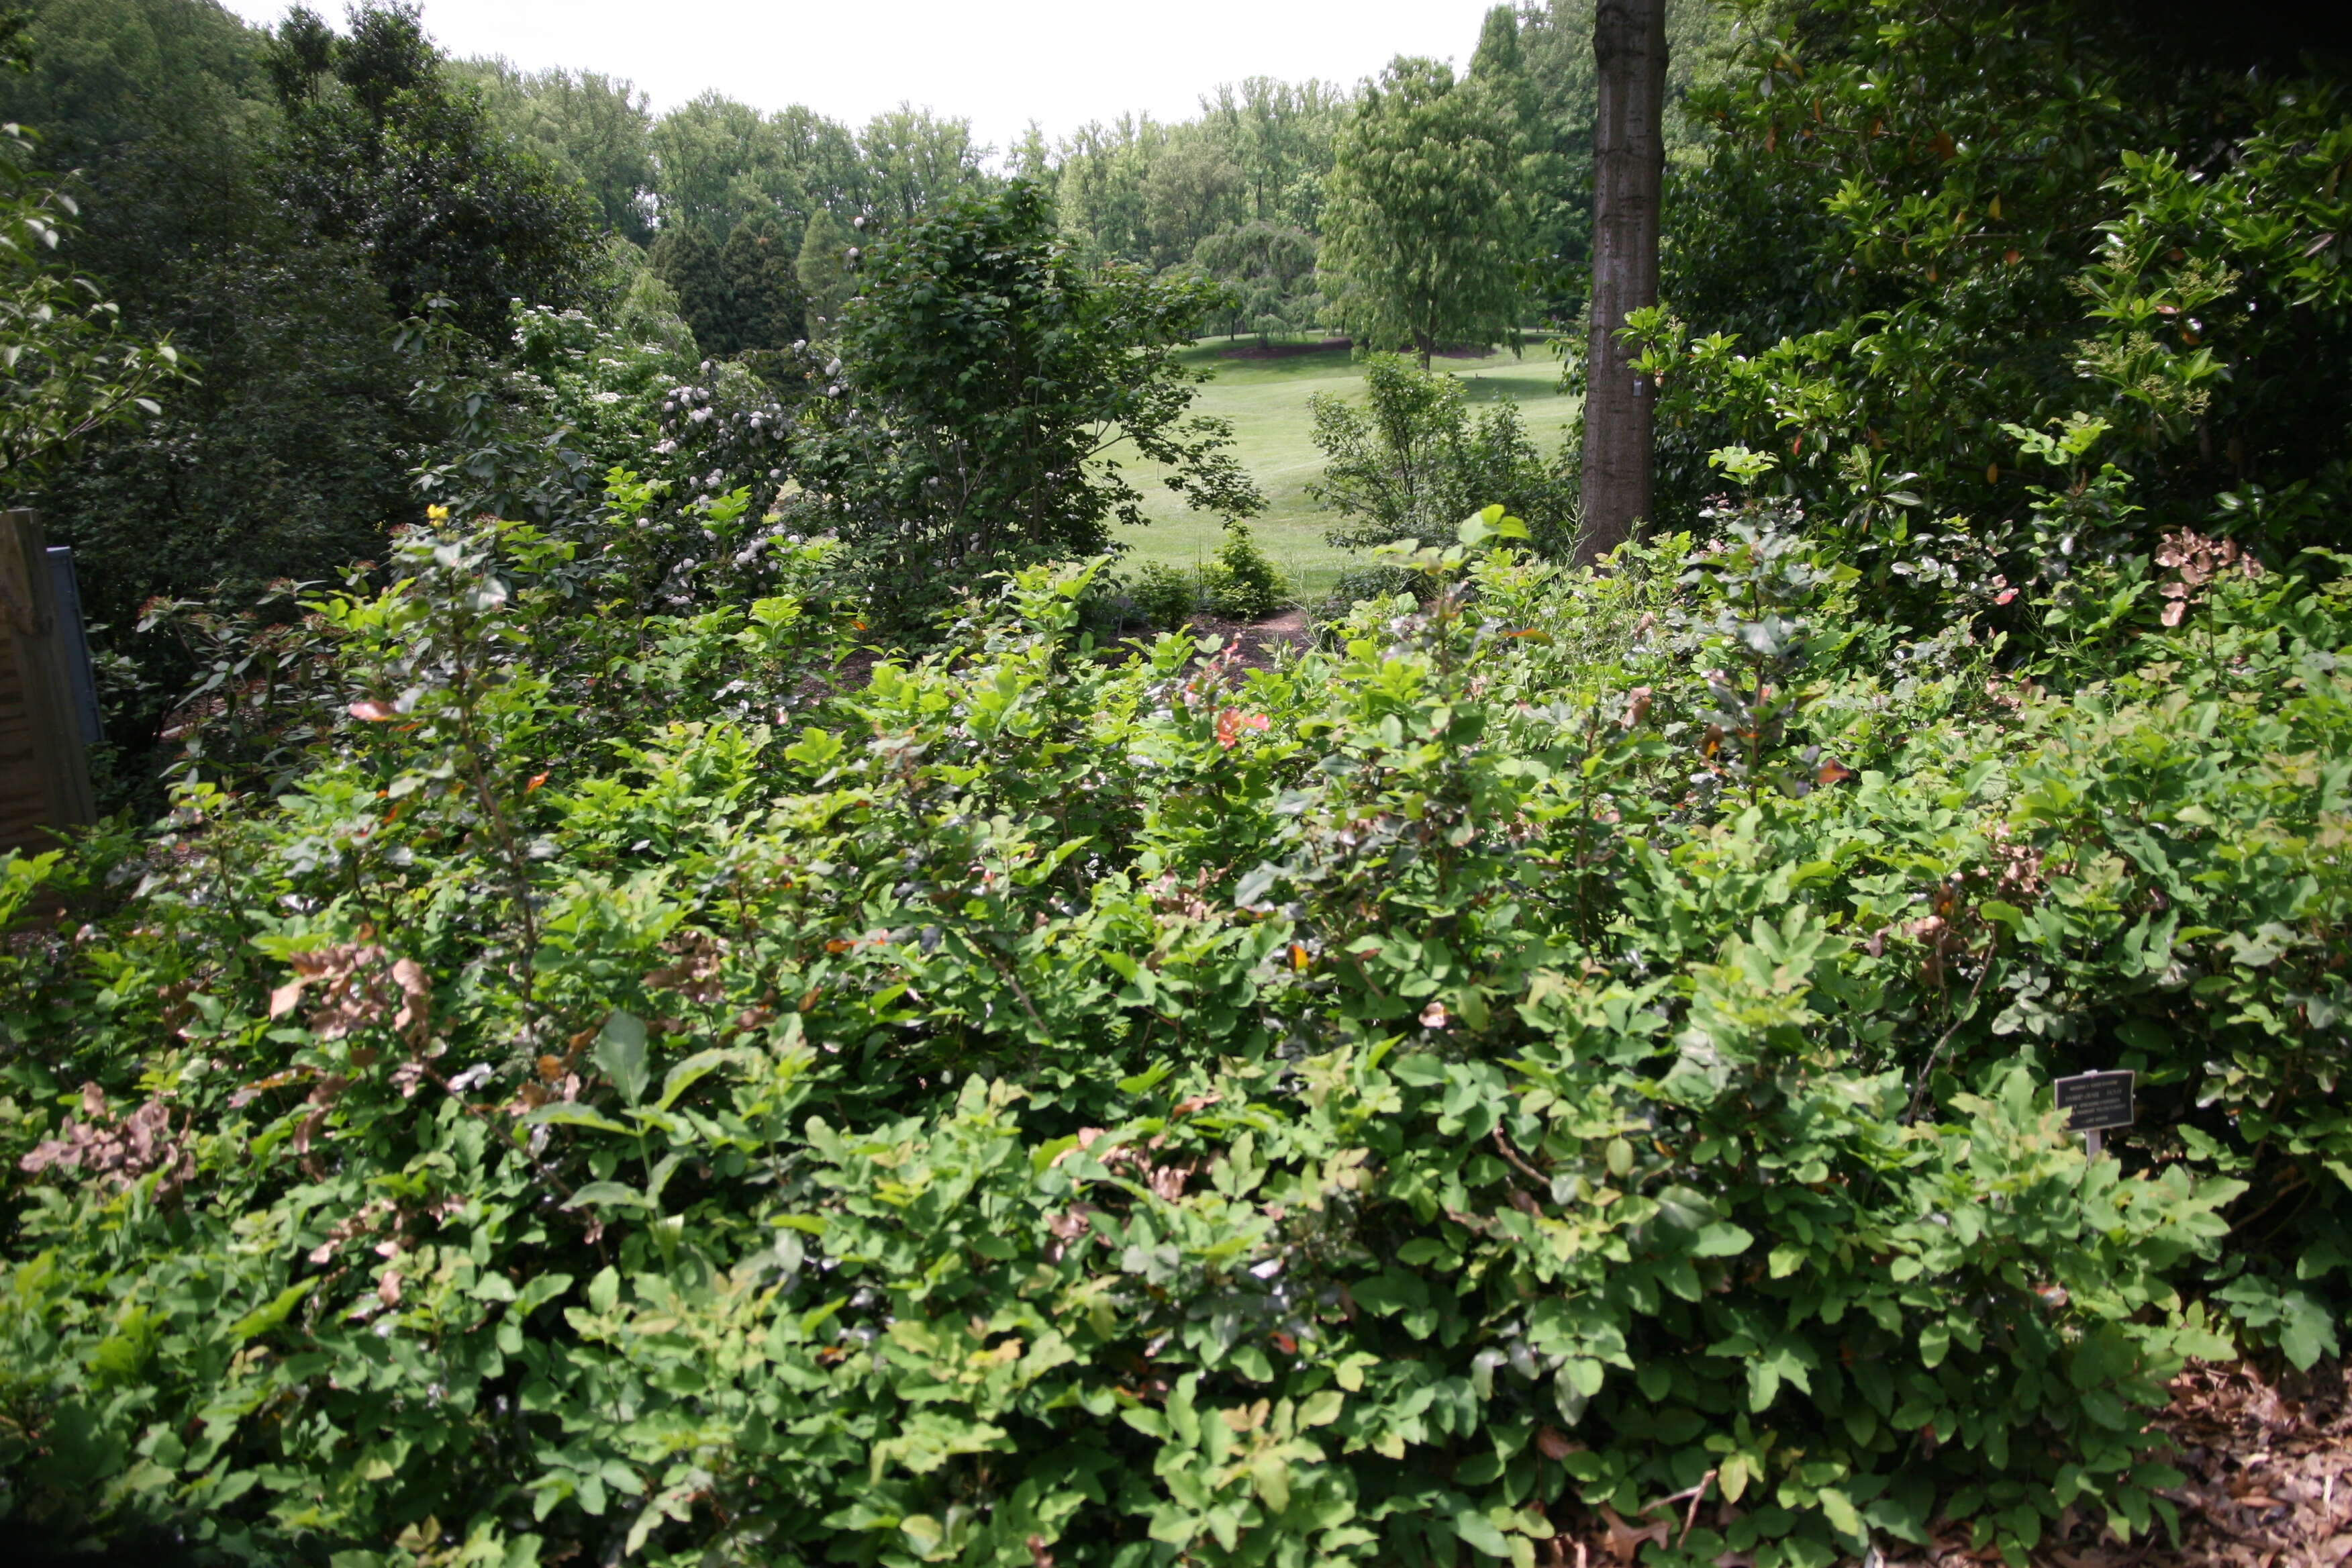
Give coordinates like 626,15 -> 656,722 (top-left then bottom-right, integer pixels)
0,503 -> 2345,1566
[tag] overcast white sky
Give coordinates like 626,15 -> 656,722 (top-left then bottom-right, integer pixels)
214,1 -> 1510,152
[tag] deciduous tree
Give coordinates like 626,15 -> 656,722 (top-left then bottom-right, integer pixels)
265,1 -> 601,342
0,127 -> 184,487
781,180 -> 1261,620
1191,220 -> 1319,345
1576,0 -> 1666,561
1320,57 -> 1525,369
1194,75 -> 1349,232
856,103 -> 991,230
461,60 -> 656,243
1142,134 -> 1242,271
649,91 -> 798,243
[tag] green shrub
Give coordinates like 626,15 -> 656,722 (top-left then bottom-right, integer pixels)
776,180 -> 1263,628
1204,521 -> 1287,620
1643,7 -> 2352,620
1308,354 -> 1578,558
1128,559 -> 1202,630
1314,560 -> 1431,623
0,507 -> 2341,1566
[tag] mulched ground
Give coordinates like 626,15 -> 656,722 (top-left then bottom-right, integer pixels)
1534,1361 -> 2352,1568
1863,1359 -> 2352,1568
1217,336 -> 1353,359
2145,1359 -> 2352,1568
1578,1361 -> 2352,1568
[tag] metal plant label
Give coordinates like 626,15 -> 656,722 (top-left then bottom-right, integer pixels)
2053,1070 -> 2135,1132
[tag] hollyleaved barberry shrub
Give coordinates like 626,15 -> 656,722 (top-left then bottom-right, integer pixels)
0,505 -> 2345,1567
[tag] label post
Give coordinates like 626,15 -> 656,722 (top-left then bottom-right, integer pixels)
2053,1070 -> 2136,1159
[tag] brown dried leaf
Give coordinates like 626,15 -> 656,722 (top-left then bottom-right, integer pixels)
1599,1504 -> 1671,1565
642,932 -> 729,1005
19,1090 -> 194,1195
391,958 -> 431,1044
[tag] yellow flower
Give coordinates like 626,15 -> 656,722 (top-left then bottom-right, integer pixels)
426,504 -> 450,522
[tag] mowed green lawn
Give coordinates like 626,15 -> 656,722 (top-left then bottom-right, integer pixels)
1104,338 -> 1581,603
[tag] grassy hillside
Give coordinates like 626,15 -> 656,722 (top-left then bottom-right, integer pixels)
1108,338 -> 1582,601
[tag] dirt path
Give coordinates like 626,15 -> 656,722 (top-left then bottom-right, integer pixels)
1184,607 -> 1314,671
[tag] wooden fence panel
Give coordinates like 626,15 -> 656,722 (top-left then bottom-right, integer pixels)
0,509 -> 97,856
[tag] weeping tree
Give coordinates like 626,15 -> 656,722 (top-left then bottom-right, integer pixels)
1320,56 -> 1526,370
1192,220 -> 1320,346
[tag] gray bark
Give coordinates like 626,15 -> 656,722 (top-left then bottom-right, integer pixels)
1577,0 -> 1668,565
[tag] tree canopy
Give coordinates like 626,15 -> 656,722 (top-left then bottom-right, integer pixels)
265,1 -> 602,340
779,179 -> 1261,617
458,58 -> 656,243
1320,56 -> 1526,366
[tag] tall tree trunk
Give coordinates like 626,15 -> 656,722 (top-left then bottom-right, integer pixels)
1577,0 -> 1668,565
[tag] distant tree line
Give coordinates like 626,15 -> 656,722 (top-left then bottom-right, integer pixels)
0,0 -> 1733,799
1023,2 -> 1728,356
0,0 -> 1738,482
449,1 -> 1732,360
